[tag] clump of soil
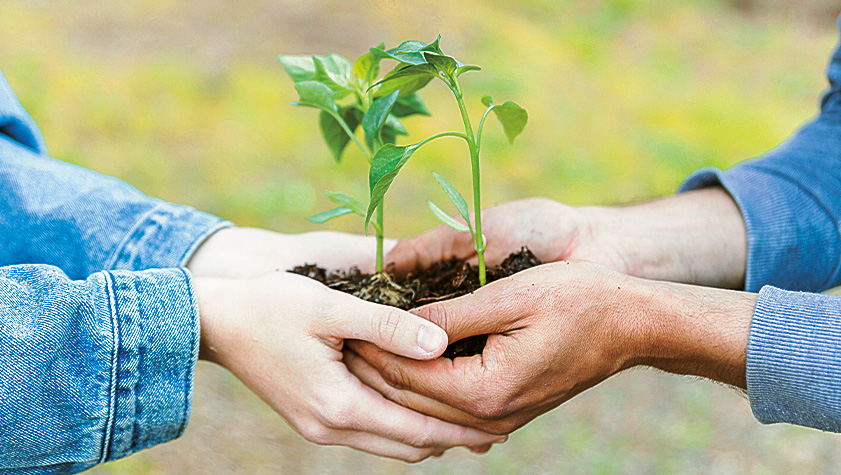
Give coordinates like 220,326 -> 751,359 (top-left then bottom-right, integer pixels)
290,247 -> 542,358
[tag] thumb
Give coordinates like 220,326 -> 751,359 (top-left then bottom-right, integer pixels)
386,224 -> 475,278
337,299 -> 449,360
411,287 -> 513,342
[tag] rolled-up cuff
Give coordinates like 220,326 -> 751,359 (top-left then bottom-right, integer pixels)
679,166 -> 840,292
746,286 -> 841,432
103,268 -> 200,461
106,203 -> 234,271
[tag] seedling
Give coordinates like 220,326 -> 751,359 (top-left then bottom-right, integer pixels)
279,36 -> 527,286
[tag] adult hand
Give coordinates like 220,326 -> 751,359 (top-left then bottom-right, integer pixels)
347,261 -> 756,435
387,188 -> 747,289
188,227 -> 393,278
194,271 -> 506,462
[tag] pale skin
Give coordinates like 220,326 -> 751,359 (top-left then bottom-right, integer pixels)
186,228 -> 506,462
347,187 -> 758,434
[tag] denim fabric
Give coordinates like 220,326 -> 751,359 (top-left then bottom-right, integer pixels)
680,18 -> 841,431
0,68 -> 232,473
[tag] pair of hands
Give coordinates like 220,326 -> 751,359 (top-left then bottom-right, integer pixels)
187,187 -> 753,460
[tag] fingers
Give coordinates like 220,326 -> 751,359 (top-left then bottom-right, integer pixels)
410,282 -> 518,342
386,224 -> 475,277
331,297 -> 449,360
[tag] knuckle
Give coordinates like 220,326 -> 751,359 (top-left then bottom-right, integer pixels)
406,420 -> 435,448
318,396 -> 356,430
374,308 -> 404,347
299,422 -> 332,445
422,303 -> 450,333
381,360 -> 412,391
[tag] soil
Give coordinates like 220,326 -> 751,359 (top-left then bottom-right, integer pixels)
290,247 -> 542,358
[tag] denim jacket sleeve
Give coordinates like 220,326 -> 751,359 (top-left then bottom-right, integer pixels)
0,70 -> 231,472
679,18 -> 841,431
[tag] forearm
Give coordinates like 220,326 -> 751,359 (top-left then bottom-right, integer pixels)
582,187 -> 747,289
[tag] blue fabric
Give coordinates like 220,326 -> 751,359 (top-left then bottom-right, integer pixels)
680,19 -> 841,431
0,68 -> 232,472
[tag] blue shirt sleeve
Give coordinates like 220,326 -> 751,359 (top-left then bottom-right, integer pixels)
0,265 -> 199,474
0,69 -> 233,280
678,19 -> 841,431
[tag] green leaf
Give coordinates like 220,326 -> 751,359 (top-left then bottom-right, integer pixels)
418,35 -> 443,55
353,51 -> 380,85
326,191 -> 366,217
319,105 -> 363,162
391,93 -> 431,117
278,55 -> 318,83
372,63 -> 437,98
292,81 -> 337,113
369,43 -> 427,66
313,55 -> 353,99
307,206 -> 354,224
362,90 -> 400,138
457,64 -> 482,77
431,171 -> 471,227
365,143 -> 421,229
364,114 -> 407,149
428,201 -> 470,233
481,95 -> 494,107
490,100 -> 529,144
423,52 -> 458,77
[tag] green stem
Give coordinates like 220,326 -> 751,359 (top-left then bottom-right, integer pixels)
334,112 -> 372,162
476,105 -> 495,154
450,79 -> 486,286
376,201 -> 385,274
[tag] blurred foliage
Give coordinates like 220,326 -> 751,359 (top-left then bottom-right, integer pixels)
2,0 -> 840,473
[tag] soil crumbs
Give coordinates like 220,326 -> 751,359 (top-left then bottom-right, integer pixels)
290,247 -> 542,358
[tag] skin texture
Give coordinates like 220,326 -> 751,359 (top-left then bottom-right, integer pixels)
345,188 -> 755,435
187,228 -> 505,462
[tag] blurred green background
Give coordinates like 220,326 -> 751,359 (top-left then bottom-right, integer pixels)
3,0 -> 841,473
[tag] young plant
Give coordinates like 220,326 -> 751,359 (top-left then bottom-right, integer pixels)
364,37 -> 528,285
278,37 -> 527,287
277,49 -> 431,274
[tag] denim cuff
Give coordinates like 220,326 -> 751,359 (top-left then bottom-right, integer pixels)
747,286 -> 841,432
105,202 -> 234,271
101,268 -> 200,462
679,166 -> 841,292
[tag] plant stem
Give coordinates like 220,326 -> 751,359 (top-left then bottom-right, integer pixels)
450,78 -> 486,286
376,201 -> 385,274
334,112 -> 372,162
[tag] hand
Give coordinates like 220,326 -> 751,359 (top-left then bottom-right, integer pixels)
194,271 -> 506,462
188,227 -> 394,278
347,261 -> 755,435
387,188 -> 747,289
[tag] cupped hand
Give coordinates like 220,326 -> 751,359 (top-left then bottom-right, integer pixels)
345,261 -> 645,435
188,227 -> 394,278
194,271 -> 506,462
385,198 -> 630,277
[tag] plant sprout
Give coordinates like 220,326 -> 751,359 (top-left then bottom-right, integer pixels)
278,36 -> 527,286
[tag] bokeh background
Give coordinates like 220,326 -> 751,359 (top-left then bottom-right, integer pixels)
3,0 -> 841,473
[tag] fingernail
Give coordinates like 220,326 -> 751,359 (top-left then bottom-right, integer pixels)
417,325 -> 447,354
494,436 -> 508,444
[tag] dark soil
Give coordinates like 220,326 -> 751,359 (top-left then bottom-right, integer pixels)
290,247 -> 542,358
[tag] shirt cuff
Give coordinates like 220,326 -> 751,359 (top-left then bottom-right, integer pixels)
102,268 -> 201,461
105,202 -> 234,271
679,166 -> 841,292
747,286 -> 841,432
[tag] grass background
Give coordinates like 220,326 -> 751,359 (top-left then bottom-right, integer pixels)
2,0 -> 840,472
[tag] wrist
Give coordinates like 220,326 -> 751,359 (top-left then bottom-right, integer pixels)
625,277 -> 755,388
194,277 -> 240,365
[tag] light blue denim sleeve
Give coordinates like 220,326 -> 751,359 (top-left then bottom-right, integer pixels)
678,19 -> 841,431
0,69 -> 233,280
0,265 -> 199,474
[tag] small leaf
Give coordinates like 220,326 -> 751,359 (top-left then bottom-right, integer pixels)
457,64 -> 482,76
362,90 -> 400,138
431,171 -> 471,227
370,63 -> 437,96
292,81 -> 337,113
353,51 -> 380,85
313,55 -> 353,99
423,52 -> 458,77
319,106 -> 363,162
277,55 -> 317,83
391,93 -> 431,117
428,201 -> 470,233
481,95 -> 494,107
308,206 -> 354,224
364,114 -> 407,149
419,35 -> 443,55
369,43 -> 426,66
490,100 -> 529,144
365,144 -> 420,228
326,191 -> 366,217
